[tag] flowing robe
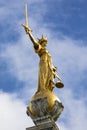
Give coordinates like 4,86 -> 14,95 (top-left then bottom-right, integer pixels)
34,44 -> 54,92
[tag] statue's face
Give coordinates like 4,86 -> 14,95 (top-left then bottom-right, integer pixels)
38,36 -> 47,47
41,41 -> 47,47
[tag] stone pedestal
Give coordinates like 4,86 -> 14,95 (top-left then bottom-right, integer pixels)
26,119 -> 59,130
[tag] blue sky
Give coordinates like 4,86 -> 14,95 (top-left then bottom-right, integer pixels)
0,0 -> 87,130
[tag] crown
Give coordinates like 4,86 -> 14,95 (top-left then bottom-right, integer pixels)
38,35 -> 47,45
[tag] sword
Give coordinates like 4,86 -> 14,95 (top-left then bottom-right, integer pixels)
25,3 -> 28,27
22,3 -> 32,32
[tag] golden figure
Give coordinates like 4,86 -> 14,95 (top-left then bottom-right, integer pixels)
22,4 -> 64,93
22,4 -> 64,123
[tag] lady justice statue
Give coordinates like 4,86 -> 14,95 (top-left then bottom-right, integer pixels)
22,4 -> 64,125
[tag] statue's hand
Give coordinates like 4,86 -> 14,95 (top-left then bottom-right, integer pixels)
22,24 -> 32,34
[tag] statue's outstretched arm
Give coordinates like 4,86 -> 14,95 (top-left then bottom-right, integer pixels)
28,32 -> 38,46
22,25 -> 38,47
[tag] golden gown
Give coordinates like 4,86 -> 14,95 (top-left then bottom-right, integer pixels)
34,44 -> 54,92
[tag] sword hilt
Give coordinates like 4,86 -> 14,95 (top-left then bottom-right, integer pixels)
22,24 -> 32,34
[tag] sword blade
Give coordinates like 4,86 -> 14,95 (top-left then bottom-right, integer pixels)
24,3 -> 29,27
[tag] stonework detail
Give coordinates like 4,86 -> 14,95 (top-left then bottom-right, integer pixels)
26,96 -> 64,125
26,120 -> 59,130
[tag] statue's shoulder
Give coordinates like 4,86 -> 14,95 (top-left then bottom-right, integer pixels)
34,44 -> 42,53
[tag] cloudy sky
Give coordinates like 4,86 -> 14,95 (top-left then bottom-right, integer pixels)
0,0 -> 87,130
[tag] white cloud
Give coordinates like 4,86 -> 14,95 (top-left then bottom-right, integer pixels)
58,89 -> 87,130
1,40 -> 37,82
0,91 -> 34,130
0,89 -> 87,130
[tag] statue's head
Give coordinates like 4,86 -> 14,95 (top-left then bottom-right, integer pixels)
38,35 -> 47,47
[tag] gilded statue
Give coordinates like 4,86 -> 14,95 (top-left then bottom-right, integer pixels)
22,4 -> 64,93
22,4 -> 64,124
